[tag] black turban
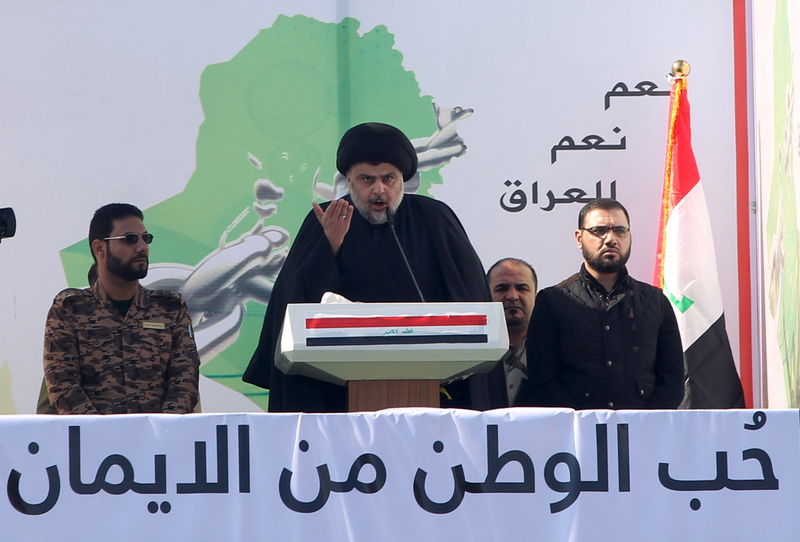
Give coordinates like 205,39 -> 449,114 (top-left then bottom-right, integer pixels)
336,122 -> 418,181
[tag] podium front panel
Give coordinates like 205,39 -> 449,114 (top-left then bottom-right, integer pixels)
277,302 -> 509,384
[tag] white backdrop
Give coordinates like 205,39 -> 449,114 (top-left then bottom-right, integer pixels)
0,1 -> 742,412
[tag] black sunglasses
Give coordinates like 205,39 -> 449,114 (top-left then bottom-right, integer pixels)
103,233 -> 154,245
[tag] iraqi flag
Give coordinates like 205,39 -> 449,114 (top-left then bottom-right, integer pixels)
654,73 -> 745,408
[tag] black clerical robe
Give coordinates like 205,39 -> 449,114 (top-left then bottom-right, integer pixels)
243,194 -> 497,412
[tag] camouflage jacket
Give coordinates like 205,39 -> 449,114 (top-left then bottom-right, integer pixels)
43,282 -> 199,414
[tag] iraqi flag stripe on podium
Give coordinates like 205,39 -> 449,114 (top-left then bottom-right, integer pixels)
304,313 -> 490,347
305,314 -> 488,328
654,66 -> 745,408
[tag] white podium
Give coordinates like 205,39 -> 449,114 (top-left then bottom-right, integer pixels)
277,301 -> 509,411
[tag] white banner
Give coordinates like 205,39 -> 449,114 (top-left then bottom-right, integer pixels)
2,409 -> 798,541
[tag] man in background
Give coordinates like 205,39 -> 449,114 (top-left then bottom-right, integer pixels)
483,258 -> 537,407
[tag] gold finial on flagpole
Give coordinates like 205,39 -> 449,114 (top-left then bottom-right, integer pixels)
671,59 -> 691,78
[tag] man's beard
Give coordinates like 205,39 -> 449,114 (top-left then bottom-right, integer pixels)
107,252 -> 148,281
582,246 -> 630,274
504,305 -> 527,328
351,190 -> 404,225
505,313 -> 526,329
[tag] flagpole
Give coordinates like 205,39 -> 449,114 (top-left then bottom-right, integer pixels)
655,59 -> 745,408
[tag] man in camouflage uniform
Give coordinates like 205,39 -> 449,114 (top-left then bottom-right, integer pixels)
43,203 -> 199,414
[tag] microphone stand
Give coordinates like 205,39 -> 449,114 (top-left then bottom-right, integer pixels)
386,207 -> 425,303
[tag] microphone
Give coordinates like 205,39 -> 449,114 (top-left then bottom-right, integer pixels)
386,206 -> 425,302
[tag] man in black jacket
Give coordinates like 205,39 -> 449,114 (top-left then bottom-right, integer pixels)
520,199 -> 684,409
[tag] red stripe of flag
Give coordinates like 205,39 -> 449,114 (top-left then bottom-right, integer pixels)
654,77 -> 701,286
671,82 -> 701,196
305,314 -> 488,329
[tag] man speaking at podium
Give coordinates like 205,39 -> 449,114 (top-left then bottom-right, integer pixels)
244,122 -> 495,412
